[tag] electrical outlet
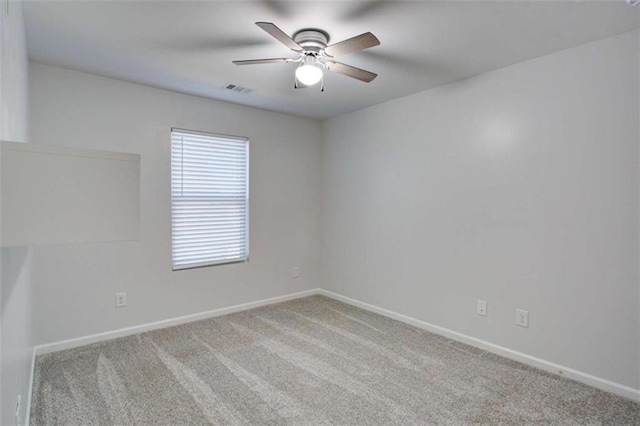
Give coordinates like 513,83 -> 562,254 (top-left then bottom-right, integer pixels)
477,300 -> 487,316
292,266 -> 300,278
116,292 -> 127,308
516,309 -> 529,327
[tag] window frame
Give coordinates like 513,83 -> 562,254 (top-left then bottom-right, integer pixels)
170,127 -> 250,271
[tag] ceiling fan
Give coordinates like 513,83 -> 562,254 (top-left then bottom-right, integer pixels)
233,22 -> 380,91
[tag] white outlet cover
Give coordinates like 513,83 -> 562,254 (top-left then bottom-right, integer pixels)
516,309 -> 529,327
292,267 -> 300,278
116,292 -> 127,308
477,300 -> 487,316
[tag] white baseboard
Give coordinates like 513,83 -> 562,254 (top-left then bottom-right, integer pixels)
34,288 -> 321,355
30,287 -> 640,404
318,289 -> 640,403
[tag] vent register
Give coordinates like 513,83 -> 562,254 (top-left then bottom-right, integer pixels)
222,83 -> 253,94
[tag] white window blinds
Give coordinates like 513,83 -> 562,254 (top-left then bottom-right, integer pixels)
171,128 -> 249,270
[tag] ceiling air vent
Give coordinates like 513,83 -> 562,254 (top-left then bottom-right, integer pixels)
222,83 -> 253,94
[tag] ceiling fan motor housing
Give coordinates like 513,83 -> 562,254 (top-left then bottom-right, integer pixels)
293,29 -> 330,54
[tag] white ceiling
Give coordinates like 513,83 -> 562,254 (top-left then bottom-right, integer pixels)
22,1 -> 639,120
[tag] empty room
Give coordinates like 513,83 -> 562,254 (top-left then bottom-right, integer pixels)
1,0 -> 639,424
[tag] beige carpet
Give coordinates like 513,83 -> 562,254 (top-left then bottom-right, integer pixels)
31,295 -> 639,425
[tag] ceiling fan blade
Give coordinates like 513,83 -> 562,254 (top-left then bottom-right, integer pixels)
324,60 -> 377,83
255,22 -> 303,52
233,58 -> 295,65
322,32 -> 380,57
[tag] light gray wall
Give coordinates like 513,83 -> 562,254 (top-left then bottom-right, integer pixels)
321,31 -> 639,389
0,0 -> 32,424
29,63 -> 322,345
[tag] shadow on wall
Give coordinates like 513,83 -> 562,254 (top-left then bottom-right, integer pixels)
1,246 -> 33,426
1,247 -> 30,311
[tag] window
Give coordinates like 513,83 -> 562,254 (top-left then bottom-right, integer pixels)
171,128 -> 249,270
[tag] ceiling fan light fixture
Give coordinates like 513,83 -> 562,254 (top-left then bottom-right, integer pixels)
234,22 -> 380,86
295,60 -> 323,86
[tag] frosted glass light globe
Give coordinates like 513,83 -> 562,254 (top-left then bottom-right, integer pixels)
295,64 -> 323,86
